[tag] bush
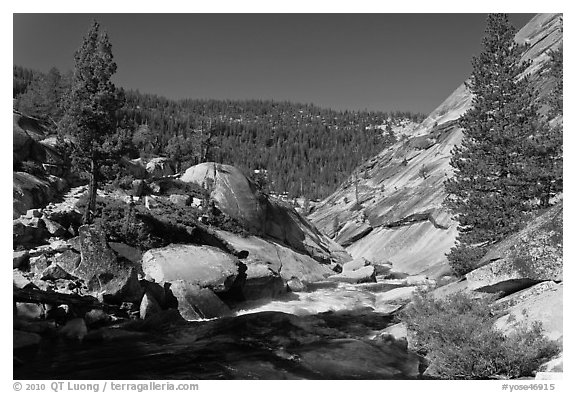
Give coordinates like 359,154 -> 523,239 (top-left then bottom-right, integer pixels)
19,160 -> 46,177
397,290 -> 560,379
446,243 -> 487,276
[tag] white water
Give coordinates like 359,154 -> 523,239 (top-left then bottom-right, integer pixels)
235,281 -> 406,316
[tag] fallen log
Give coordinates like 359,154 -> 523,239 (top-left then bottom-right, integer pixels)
13,287 -> 120,313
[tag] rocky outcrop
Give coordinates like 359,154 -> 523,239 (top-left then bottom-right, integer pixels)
466,202 -> 563,294
494,284 -> 562,342
146,157 -> 175,178
74,225 -> 142,303
181,162 -> 350,264
308,13 -> 563,278
13,172 -> 61,219
211,229 -> 334,288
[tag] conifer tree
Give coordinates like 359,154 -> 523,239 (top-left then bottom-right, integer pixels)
16,67 -> 66,124
59,20 -> 124,224
445,14 -> 560,275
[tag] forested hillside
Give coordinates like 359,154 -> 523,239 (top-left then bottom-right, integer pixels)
14,65 -> 424,200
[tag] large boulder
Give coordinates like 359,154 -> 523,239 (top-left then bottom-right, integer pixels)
212,229 -> 333,286
13,216 -> 49,248
74,225 -> 142,303
181,163 -> 267,233
466,202 -> 563,294
146,157 -> 175,178
166,281 -> 232,320
180,162 -> 350,264
142,244 -> 239,292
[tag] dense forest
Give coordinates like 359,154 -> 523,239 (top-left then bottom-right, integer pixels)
14,65 -> 425,200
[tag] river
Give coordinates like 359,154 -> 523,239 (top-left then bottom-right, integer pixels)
14,281 -> 421,380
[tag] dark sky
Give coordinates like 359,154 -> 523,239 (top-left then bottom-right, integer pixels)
13,13 -> 535,115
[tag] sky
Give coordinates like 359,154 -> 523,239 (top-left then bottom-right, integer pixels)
13,13 -> 535,115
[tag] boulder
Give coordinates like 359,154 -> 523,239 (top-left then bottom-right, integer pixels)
287,277 -> 305,292
109,242 -> 143,264
15,302 -> 45,320
373,261 -> 393,276
167,281 -> 232,320
241,264 -> 286,300
181,163 -> 349,264
41,264 -> 74,281
169,194 -> 191,206
74,225 -> 142,303
25,209 -> 43,218
140,291 -> 162,320
13,215 -> 48,248
494,283 -> 562,342
375,286 -> 418,304
375,322 -> 409,349
52,250 -> 81,273
59,318 -> 88,341
142,244 -> 239,292
146,157 -> 175,178
29,255 -> 50,275
42,217 -> 67,237
139,280 -> 167,308
13,269 -> 34,289
327,265 -> 376,284
212,229 -> 333,285
405,274 -> 435,286
466,202 -> 562,294
49,239 -> 70,252
181,163 -> 267,233
13,250 -> 29,269
13,172 -> 58,219
342,257 -> 370,272
84,309 -> 111,328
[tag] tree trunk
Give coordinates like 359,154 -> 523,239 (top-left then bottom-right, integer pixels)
83,157 -> 98,224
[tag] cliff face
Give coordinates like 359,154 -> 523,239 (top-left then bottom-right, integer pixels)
308,14 -> 562,277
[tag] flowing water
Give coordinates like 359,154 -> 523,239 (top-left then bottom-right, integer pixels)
15,281 -> 420,380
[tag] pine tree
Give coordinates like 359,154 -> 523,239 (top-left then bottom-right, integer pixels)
58,20 -> 124,224
445,14 -> 560,275
16,67 -> 66,124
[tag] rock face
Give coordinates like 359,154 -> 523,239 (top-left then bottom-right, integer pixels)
74,225 -> 141,303
13,172 -> 59,219
181,163 -> 264,229
308,13 -> 563,277
142,244 -> 239,292
181,162 -> 349,264
466,202 -> 563,293
212,229 -> 334,287
146,157 -> 175,178
494,284 -> 562,342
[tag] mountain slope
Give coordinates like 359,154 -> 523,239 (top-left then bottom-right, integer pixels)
308,13 -> 563,278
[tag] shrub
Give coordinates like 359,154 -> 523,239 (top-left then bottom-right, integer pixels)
19,160 -> 46,177
397,290 -> 560,379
